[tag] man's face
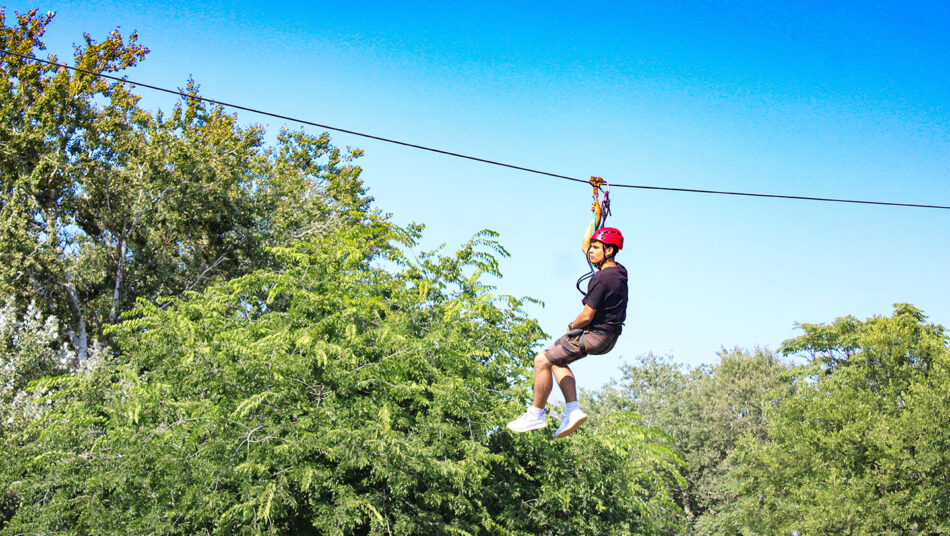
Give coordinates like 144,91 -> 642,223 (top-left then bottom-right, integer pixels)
588,241 -> 606,264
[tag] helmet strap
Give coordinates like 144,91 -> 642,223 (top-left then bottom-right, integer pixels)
591,245 -> 616,270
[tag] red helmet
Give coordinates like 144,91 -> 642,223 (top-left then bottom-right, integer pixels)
591,227 -> 623,250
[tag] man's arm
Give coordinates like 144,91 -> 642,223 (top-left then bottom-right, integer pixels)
569,305 -> 596,331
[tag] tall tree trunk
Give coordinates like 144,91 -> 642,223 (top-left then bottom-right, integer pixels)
109,238 -> 126,325
65,282 -> 88,362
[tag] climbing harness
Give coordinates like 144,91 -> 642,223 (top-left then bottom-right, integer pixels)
576,176 -> 611,296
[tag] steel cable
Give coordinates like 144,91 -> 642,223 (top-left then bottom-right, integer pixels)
3,50 -> 948,211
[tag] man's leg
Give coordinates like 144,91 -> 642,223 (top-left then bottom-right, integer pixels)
507,352 -> 554,433
552,364 -> 587,439
532,352 -> 555,409
552,364 -> 576,403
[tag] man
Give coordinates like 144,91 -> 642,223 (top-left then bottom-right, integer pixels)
507,227 -> 628,438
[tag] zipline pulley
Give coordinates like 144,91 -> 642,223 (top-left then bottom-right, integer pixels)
576,176 -> 611,296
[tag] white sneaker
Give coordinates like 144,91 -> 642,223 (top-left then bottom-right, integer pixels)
507,410 -> 547,433
555,409 -> 588,438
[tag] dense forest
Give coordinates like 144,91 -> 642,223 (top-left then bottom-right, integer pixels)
3,11 -> 949,535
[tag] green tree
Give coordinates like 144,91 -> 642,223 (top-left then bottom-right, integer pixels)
2,226 -> 684,534
585,349 -> 795,533
487,410 -> 686,535
0,299 -> 72,428
718,304 -> 950,535
0,9 -> 372,362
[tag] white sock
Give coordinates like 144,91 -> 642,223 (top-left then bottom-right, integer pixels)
565,401 -> 579,412
528,406 -> 545,418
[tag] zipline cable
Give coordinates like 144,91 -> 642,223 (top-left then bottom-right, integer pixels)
1,51 -> 588,184
4,50 -> 949,211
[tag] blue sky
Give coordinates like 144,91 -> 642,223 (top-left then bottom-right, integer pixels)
15,1 -> 950,395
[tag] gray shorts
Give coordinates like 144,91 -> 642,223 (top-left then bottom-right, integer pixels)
542,329 -> 620,367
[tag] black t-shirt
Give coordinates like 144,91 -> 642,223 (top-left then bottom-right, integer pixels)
582,264 -> 628,333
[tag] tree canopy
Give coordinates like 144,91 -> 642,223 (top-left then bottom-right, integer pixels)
715,304 -> 950,535
583,348 -> 796,531
0,8 -> 374,363
1,223 -> 686,535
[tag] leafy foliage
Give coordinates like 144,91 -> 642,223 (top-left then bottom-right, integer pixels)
0,298 -> 73,429
487,410 -> 686,535
0,9 -> 374,361
2,219 -> 685,533
584,348 -> 795,532
716,304 -> 950,535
